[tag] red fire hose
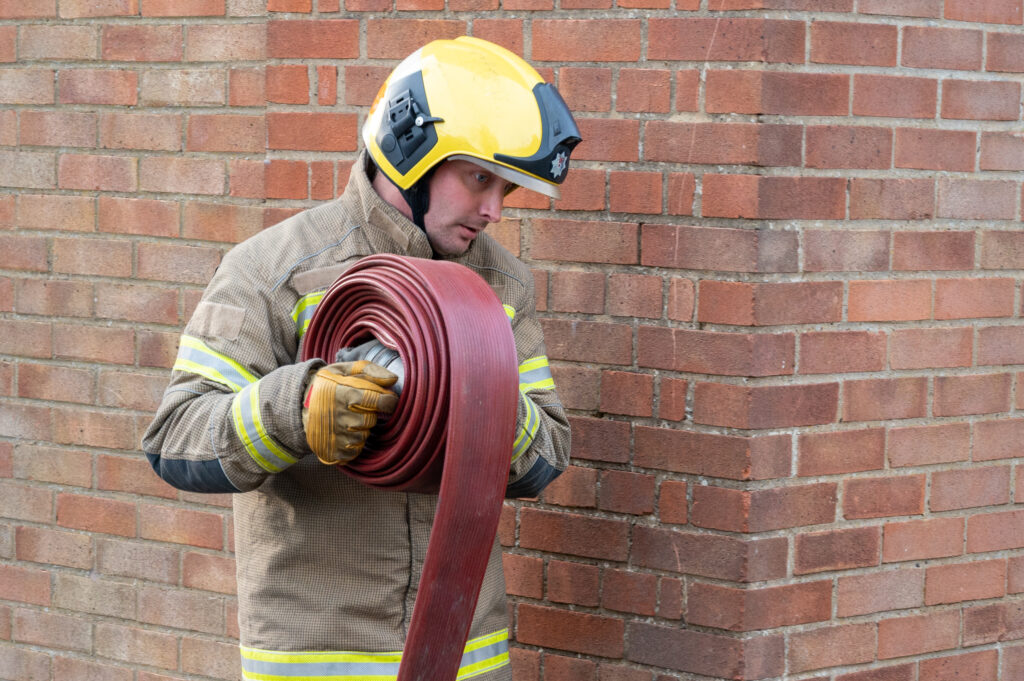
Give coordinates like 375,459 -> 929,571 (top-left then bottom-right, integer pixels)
301,253 -> 519,681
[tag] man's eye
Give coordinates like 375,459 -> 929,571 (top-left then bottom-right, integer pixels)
475,173 -> 489,184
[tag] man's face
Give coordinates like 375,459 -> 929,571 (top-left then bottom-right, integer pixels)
422,159 -> 513,256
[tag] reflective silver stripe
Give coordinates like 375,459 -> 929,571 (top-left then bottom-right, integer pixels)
240,629 -> 509,681
173,335 -> 257,393
292,291 -> 324,340
232,380 -> 298,474
512,392 -> 540,463
519,355 -> 554,392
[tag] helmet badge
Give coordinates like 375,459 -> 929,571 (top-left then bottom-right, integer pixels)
550,151 -> 568,180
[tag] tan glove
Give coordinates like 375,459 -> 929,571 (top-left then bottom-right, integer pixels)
302,360 -> 398,466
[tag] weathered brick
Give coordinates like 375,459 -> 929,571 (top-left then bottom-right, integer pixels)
795,526 -> 880,575
798,428 -> 885,477
811,21 -> 897,66
884,517 -> 964,562
890,327 -> 973,369
934,373 -> 1011,417
850,178 -> 934,219
532,20 -> 641,62
878,610 -> 960,659
902,26 -> 983,70
938,178 -> 1018,220
789,623 -> 876,674
694,382 -> 838,428
799,330 -> 885,374
101,24 -> 183,62
935,278 -> 1015,319
895,128 -> 976,171
848,280 -> 931,322
932,466 -> 1011,512
837,568 -> 924,617
637,427 -> 790,481
648,17 -> 803,62
626,621 -> 784,679
517,604 -> 624,657
520,508 -> 628,561
888,422 -> 970,468
844,475 -> 925,519
185,23 -> 265,62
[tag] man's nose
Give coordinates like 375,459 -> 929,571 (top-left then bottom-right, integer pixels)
479,187 -> 504,224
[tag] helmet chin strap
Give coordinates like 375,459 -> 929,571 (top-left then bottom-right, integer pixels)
399,181 -> 430,231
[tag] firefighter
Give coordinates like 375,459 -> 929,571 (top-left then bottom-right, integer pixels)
143,37 -> 579,680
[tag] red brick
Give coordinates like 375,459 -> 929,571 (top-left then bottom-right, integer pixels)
658,480 -> 687,525
0,318 -> 51,359
228,68 -> 264,107
804,230 -> 890,272
700,281 -> 842,326
694,381 -> 838,428
183,551 -> 236,594
935,278 -> 1015,319
550,367 -> 599,412
599,371 -> 653,418
598,469 -> 655,515
541,465 -> 597,508
943,79 -> 1021,121
933,466 -> 1011,513
532,20 -> 640,62
21,24 -> 98,60
101,24 -> 183,61
52,406 -> 136,449
364,19 -> 464,59
58,69 -> 138,106
187,114 -> 264,153
636,526 -> 788,582
811,21 -> 897,66
850,178 -> 934,220
138,156 -> 224,195
541,319 -> 631,366
975,418 -> 1024,461
694,483 -> 837,532
267,19 -> 357,59
57,493 -> 136,537
96,538 -> 179,585
95,622 -> 178,670
981,230 -> 1024,268
98,196 -> 179,238
703,175 -> 846,220
888,422 -> 970,468
636,427 -> 790,481
934,373 -> 1011,417
546,559 -> 599,606
53,236 -> 132,277
58,153 -> 137,192
969,509 -> 1024,552
608,171 -> 661,214
689,580 -> 831,632
642,223 -> 798,273
266,112 -> 356,152
884,517 -> 964,562
789,623 -> 876,673
570,416 -> 630,464
98,453 -> 176,499
893,230 -> 974,271
185,24 -> 264,62
16,193 -> 95,232
517,604 -> 623,657
626,621 -> 784,679
60,0 -> 138,17
837,568 -> 924,617
99,112 -> 181,152
795,527 -> 880,575
648,17 -> 803,62
137,242 -> 220,285
979,326 -> 1024,366
988,31 -> 1024,72
0,402 -> 52,442
138,585 -> 224,634
601,569 -> 656,616
184,202 -> 263,244
806,126 -> 892,169
519,508 -> 628,561
139,503 -> 223,550
143,0 -> 225,15
52,656 -> 133,681
53,323 -> 134,365
858,0 -> 941,15
922,650 -> 999,681
606,274 -> 661,319
848,279 -> 930,322
647,121 -> 800,166
0,150 -> 56,189
895,128 -> 976,171
17,363 -> 94,405
799,330 -> 885,374
844,377 -> 928,422
938,178 -> 1018,220
798,428 -> 885,477
16,525 -> 92,569
573,118 -> 639,162
15,279 -> 93,318
639,327 -> 793,377
844,475 -> 925,519
532,219 -> 637,264
903,26 -> 983,70
980,132 -> 1024,171
14,444 -> 92,488
0,69 -> 55,105
0,26 -> 10,62
558,67 -> 611,112
548,271 -> 603,314
667,278 -> 694,321
0,565 -> 51,606
616,68 -> 670,113
140,68 -> 225,106
878,610 -> 960,659
946,0 -> 1022,23
19,110 -> 97,148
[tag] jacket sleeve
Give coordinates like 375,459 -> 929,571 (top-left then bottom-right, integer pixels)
504,278 -> 571,499
142,245 -> 323,494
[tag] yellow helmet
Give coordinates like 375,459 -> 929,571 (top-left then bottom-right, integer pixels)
362,36 -> 581,202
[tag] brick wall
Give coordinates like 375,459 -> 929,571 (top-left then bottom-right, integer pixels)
2,1 -> 1024,680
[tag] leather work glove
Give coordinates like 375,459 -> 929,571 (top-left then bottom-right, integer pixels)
302,360 -> 399,466
336,339 -> 406,395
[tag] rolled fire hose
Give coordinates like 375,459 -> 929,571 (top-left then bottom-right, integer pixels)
301,253 -> 519,681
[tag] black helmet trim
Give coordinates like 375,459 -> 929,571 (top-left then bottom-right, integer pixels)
494,83 -> 581,185
374,71 -> 443,176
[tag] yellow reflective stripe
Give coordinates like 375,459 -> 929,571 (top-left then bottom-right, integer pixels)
503,304 -> 515,320
232,381 -> 298,474
292,291 -> 325,340
519,355 -> 555,392
240,629 -> 509,681
174,335 -> 258,393
512,393 -> 540,463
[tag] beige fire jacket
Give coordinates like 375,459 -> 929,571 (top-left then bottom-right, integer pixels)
142,153 -> 571,680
